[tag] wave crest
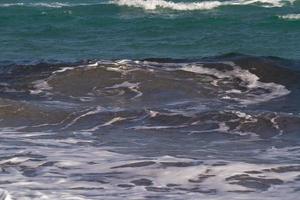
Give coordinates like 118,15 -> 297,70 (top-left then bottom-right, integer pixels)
112,0 -> 295,10
0,0 -> 294,10
278,14 -> 300,20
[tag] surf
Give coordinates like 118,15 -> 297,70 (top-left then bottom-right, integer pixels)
112,0 -> 296,10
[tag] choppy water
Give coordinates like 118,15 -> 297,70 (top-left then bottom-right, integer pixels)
1,0 -> 300,200
1,0 -> 300,62
0,55 -> 300,199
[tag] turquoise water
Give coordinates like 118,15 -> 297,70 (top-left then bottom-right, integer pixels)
1,0 -> 300,62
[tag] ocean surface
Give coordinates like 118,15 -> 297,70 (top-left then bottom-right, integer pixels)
1,0 -> 300,200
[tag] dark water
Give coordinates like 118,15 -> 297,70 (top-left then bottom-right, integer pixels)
0,54 -> 300,199
1,0 -> 300,199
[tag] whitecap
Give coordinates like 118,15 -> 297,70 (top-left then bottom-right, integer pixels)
278,14 -> 300,20
30,80 -> 52,95
180,62 -> 290,104
113,0 -> 223,10
112,0 -> 294,11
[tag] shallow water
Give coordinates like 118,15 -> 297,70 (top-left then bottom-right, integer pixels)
1,0 -> 300,199
0,55 -> 300,199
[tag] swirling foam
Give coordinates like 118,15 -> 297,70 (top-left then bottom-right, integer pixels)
180,62 -> 290,104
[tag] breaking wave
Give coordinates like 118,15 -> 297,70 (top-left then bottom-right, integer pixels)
0,0 -> 295,10
0,54 -> 299,135
112,0 -> 295,10
0,54 -> 300,199
278,13 -> 300,20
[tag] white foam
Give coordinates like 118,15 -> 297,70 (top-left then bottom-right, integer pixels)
32,2 -> 70,8
231,110 -> 253,120
53,62 -> 98,74
30,80 -> 52,95
106,81 -> 143,99
0,157 -> 29,165
149,110 -> 160,117
62,106 -> 105,129
0,2 -> 70,8
0,3 -> 24,7
0,134 -> 299,200
53,67 -> 75,74
278,14 -> 300,20
0,189 -> 12,200
189,122 -> 231,134
112,0 -> 294,11
131,125 -> 186,129
0,2 -> 103,8
102,117 -> 126,126
180,62 -> 290,104
82,116 -> 126,131
270,115 -> 283,134
114,0 -> 223,10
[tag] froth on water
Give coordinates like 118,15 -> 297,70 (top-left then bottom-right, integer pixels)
0,55 -> 300,199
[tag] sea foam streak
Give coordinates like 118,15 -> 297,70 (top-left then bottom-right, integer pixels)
0,2 -> 101,8
112,0 -> 295,10
279,14 -> 300,20
180,62 -> 290,104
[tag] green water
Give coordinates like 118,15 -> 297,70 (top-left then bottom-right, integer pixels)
0,0 -> 300,62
